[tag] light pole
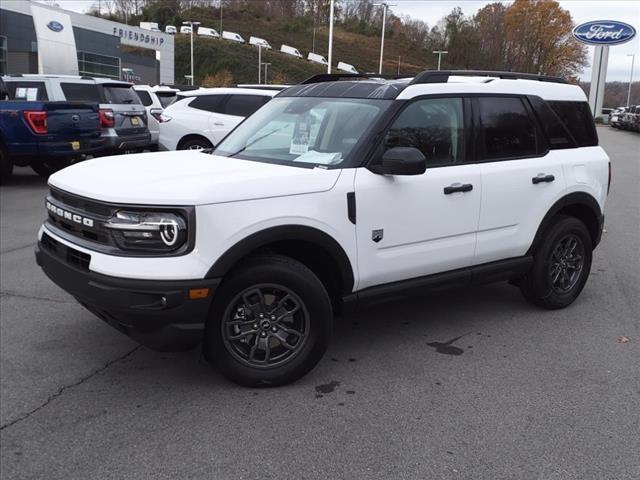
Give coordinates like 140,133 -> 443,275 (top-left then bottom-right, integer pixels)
327,0 -> 334,74
261,63 -> 272,84
258,44 -> 262,84
374,2 -> 396,75
432,50 -> 448,71
627,53 -> 636,107
219,0 -> 223,36
183,21 -> 201,86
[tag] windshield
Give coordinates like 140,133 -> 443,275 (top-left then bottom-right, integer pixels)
214,97 -> 391,168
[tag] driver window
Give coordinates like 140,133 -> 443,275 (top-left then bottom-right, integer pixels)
384,97 -> 464,166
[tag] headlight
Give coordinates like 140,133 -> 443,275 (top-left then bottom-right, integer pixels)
105,211 -> 188,251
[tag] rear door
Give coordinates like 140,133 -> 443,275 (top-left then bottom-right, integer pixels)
208,94 -> 270,144
473,95 -> 566,265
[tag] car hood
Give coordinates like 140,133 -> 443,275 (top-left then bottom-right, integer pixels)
48,151 -> 342,205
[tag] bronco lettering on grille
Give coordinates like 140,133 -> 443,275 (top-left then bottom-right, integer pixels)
46,201 -> 94,228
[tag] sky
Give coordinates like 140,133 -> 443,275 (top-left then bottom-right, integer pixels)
37,0 -> 640,81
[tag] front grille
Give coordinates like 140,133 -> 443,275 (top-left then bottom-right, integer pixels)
50,188 -> 112,216
47,187 -> 114,247
41,232 -> 91,270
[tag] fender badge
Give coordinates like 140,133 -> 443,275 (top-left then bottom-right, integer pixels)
372,229 -> 384,243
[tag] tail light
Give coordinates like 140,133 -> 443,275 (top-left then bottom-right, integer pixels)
607,161 -> 611,195
23,111 -> 48,134
99,108 -> 115,128
150,108 -> 164,122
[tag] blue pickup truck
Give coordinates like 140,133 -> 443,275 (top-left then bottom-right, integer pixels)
0,78 -> 105,184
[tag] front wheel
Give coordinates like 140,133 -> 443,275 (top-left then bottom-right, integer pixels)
520,215 -> 593,309
205,255 -> 333,387
179,138 -> 213,150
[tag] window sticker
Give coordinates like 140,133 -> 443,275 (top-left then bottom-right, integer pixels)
290,114 -> 312,155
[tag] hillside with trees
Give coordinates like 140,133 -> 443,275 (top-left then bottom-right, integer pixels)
95,0 -> 590,85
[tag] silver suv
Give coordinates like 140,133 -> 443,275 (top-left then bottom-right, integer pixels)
2,75 -> 151,154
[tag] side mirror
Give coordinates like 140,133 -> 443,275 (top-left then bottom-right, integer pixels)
368,147 -> 426,176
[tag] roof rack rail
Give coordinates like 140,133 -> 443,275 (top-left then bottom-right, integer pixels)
410,70 -> 567,85
300,73 -> 409,84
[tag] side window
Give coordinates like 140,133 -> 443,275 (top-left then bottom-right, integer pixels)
189,94 -> 227,113
477,97 -> 537,160
61,83 -> 101,102
135,90 -> 153,107
548,101 -> 598,147
6,81 -> 48,101
383,97 -> 465,166
528,96 -> 575,150
224,95 -> 268,117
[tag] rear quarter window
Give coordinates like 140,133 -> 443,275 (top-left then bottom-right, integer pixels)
61,83 -> 101,102
548,101 -> 598,147
103,85 -> 141,105
135,90 -> 153,107
156,92 -> 176,108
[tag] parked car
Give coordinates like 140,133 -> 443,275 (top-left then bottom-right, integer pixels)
222,31 -> 244,43
133,85 -> 166,147
180,26 -> 192,34
152,85 -> 179,108
337,61 -> 358,74
198,27 -> 220,38
618,105 -> 638,131
308,52 -> 328,66
609,107 -> 626,128
0,78 -> 104,182
280,44 -> 303,59
36,70 -> 609,387
139,22 -> 160,32
249,36 -> 272,49
2,74 -> 151,154
158,87 -> 277,150
165,25 -> 177,34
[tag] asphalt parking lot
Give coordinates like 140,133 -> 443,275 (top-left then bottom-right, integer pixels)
1,127 -> 638,480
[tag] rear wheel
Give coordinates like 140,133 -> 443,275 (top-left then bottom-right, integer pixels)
30,157 -> 74,178
179,137 -> 213,150
0,147 -> 13,185
520,215 -> 592,309
205,255 -> 333,387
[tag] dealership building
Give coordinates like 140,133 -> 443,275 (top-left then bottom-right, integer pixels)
0,0 -> 174,84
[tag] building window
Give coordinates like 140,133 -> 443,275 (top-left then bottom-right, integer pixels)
77,51 -> 120,80
0,36 -> 7,75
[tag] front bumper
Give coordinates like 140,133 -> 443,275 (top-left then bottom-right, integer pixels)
35,237 -> 220,351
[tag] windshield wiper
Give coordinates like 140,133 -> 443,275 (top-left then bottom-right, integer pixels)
226,125 -> 290,157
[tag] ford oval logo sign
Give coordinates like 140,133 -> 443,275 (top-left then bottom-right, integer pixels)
47,21 -> 64,32
572,20 -> 636,46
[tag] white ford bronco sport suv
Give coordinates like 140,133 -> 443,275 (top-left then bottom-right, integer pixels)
36,71 -> 610,387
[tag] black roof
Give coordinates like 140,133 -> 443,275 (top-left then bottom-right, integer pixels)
280,79 -> 409,100
279,70 -> 567,100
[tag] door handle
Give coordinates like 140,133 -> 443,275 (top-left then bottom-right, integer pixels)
213,121 -> 224,126
532,174 -> 555,184
443,183 -> 473,195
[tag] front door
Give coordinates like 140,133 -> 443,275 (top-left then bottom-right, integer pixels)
354,97 -> 481,291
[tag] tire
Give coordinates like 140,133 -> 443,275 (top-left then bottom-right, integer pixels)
179,137 -> 213,150
205,254 -> 333,387
0,147 -> 13,185
520,215 -> 593,309
30,157 -> 74,178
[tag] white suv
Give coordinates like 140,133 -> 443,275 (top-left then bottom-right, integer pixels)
36,71 -> 609,387
158,87 -> 277,150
